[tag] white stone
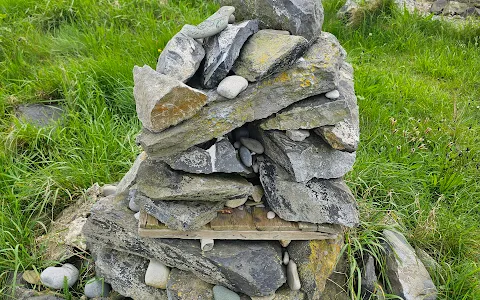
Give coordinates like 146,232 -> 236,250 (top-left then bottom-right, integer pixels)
267,211 -> 276,219
252,162 -> 259,173
134,212 -> 140,220
325,89 -> 340,99
217,75 -> 249,99
225,196 -> 248,208
283,251 -> 290,265
101,184 -> 117,196
201,239 -> 215,251
145,260 -> 170,289
40,263 -> 79,289
228,14 -> 235,23
287,260 -> 301,291
286,129 -> 310,142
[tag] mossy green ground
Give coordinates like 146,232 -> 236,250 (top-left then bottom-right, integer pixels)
0,0 -> 479,298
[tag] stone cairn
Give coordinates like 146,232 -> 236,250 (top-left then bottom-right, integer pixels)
83,0 -> 363,299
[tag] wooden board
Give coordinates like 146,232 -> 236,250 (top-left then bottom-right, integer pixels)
138,207 -> 341,240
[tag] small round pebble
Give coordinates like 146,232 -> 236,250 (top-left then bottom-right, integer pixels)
233,141 -> 241,149
128,189 -> 140,212
145,260 -> 170,289
239,137 -> 264,154
40,263 -> 79,289
283,251 -> 290,265
239,146 -> 252,167
213,285 -> 240,300
201,239 -> 215,251
287,260 -> 301,291
325,89 -> 340,99
228,14 -> 235,23
102,184 -> 117,196
252,162 -> 259,173
84,278 -> 111,298
267,211 -> 276,219
217,75 -> 248,99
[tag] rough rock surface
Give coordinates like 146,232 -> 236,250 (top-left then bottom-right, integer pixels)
156,31 -> 205,83
361,254 -> 378,298
259,159 -> 359,227
383,230 -> 437,300
274,286 -> 306,300
260,96 -> 349,130
116,152 -> 147,195
133,65 -> 207,132
136,193 -> 224,231
167,269 -> 214,300
218,0 -> 324,41
15,104 -> 65,128
137,32 -> 346,158
255,130 -> 355,182
136,159 -> 253,201
287,236 -> 344,300
164,139 -> 251,175
91,245 -> 168,299
233,30 -> 308,82
203,20 -> 259,88
83,196 -> 286,296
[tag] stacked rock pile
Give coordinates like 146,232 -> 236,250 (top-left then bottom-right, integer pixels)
83,0 -> 362,299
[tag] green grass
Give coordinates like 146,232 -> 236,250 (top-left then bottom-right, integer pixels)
1,0 -> 479,298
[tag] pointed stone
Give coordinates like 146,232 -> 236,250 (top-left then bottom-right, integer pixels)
203,20 -> 259,88
233,30 -> 309,82
156,31 -> 205,83
136,159 -> 252,201
116,152 -> 147,196
133,65 -> 207,132
137,32 -> 346,158
259,159 -> 359,227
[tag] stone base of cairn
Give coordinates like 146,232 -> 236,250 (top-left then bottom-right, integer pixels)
83,0 -> 362,299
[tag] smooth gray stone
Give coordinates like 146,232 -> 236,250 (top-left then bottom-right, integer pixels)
40,264 -> 79,290
182,6 -> 235,39
213,285 -> 240,300
286,261 -> 301,291
83,197 -> 286,296
133,65 -> 207,133
164,139 -> 251,175
239,146 -> 252,167
156,31 -> 205,83
217,75 -> 249,99
136,193 -> 224,231
127,188 -> 140,212
314,62 -> 359,153
137,32 -> 345,158
84,278 -> 111,298
259,159 -> 359,227
15,103 -> 65,128
240,137 -> 264,154
361,255 -> 378,298
286,130 -> 310,142
203,20 -> 259,88
136,159 -> 253,201
167,269 -> 214,300
116,152 -> 147,196
218,0 -> 324,41
233,30 -> 309,82
255,130 -> 355,182
383,230 -> 437,300
90,245 -> 167,299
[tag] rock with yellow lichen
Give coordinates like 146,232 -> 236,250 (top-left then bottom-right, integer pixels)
166,268 -> 214,300
137,32 -> 345,159
232,30 -> 309,82
287,236 -> 344,300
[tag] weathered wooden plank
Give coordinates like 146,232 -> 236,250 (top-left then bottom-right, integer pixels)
139,209 -> 148,229
146,214 -> 162,229
252,207 -> 298,231
298,222 -> 318,232
210,208 -> 256,231
317,223 -> 343,235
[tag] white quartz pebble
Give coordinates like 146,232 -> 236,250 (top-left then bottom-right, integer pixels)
200,239 -> 215,251
145,260 -> 170,289
287,260 -> 301,291
267,211 -> 276,219
325,89 -> 340,99
217,75 -> 248,99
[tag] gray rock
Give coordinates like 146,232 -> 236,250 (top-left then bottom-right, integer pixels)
274,286 -> 306,299
361,255 -> 378,298
259,159 -> 359,227
15,103 -> 65,128
91,245 -> 167,299
182,6 -> 235,39
135,193 -> 224,231
116,152 -> 147,196
286,130 -> 310,142
156,31 -> 205,83
101,184 -> 117,196
233,30 -> 309,82
83,197 -> 286,296
430,0 -> 448,13
286,261 -> 301,291
255,130 -> 355,182
133,65 -> 207,132
137,32 -> 345,158
260,96 -> 349,130
320,254 -> 350,300
127,188 -> 140,212
167,269 -> 214,300
84,278 -> 111,298
239,146 -> 252,167
240,137 -> 264,154
213,285 -> 240,300
218,0 -> 324,41
203,20 -> 259,88
383,230 -> 437,300
217,75 -> 249,99
336,0 -> 360,20
462,7 -> 480,17
40,263 -> 79,289
164,139 -> 251,175
234,127 -> 249,141
136,159 -> 253,201
443,1 -> 469,15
